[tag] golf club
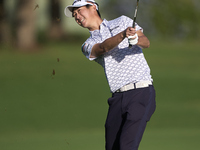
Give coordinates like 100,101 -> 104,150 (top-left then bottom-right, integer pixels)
129,0 -> 139,48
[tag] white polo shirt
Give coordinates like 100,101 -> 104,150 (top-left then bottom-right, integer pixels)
81,15 -> 153,93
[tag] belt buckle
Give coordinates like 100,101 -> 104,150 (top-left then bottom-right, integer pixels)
115,83 -> 135,93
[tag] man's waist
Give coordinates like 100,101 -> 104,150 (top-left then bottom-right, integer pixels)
115,81 -> 152,93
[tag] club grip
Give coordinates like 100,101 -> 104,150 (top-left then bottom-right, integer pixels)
128,22 -> 136,48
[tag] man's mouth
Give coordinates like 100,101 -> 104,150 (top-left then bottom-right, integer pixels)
80,18 -> 85,23
76,18 -> 85,26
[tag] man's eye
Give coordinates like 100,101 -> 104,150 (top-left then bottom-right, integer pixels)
78,9 -> 81,13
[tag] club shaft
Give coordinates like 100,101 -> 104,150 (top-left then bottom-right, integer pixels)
132,4 -> 138,28
129,0 -> 139,48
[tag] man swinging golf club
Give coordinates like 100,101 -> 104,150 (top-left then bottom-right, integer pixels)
64,0 -> 156,150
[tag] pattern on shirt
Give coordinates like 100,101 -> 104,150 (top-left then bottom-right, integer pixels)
82,15 -> 152,93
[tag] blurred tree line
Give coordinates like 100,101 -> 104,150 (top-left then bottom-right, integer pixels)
0,0 -> 64,50
103,0 -> 200,39
0,0 -> 199,50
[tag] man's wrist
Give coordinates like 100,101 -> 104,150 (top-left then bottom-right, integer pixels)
121,31 -> 126,40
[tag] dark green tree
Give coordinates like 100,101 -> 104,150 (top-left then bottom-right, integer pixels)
14,0 -> 37,50
48,0 -> 64,40
0,0 -> 11,44
102,0 -> 200,39
151,0 -> 200,39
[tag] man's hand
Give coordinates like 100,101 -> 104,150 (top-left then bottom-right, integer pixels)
125,27 -> 150,48
124,27 -> 136,38
125,27 -> 138,45
128,34 -> 138,45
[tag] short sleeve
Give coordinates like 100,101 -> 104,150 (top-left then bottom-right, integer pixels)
81,40 -> 96,61
135,22 -> 143,33
122,15 -> 143,32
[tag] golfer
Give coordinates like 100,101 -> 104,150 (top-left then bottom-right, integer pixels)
64,0 -> 156,150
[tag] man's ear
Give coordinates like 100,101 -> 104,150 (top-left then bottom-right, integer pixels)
92,4 -> 97,11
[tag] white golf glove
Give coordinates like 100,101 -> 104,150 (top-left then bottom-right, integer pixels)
128,33 -> 138,46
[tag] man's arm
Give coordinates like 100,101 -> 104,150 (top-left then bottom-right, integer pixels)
90,27 -> 150,58
136,30 -> 150,49
90,30 -> 127,58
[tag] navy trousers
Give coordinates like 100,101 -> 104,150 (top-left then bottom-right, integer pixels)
105,85 -> 156,150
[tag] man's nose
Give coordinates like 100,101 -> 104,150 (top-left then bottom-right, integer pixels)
76,13 -> 81,20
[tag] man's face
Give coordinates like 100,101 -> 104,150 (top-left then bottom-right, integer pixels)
72,5 -> 94,29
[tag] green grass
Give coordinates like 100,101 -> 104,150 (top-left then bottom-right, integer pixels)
0,40 -> 200,150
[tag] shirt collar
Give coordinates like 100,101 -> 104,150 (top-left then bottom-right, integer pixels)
101,19 -> 109,27
89,19 -> 109,36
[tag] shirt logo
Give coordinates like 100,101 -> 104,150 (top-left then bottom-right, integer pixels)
81,43 -> 90,55
110,26 -> 120,32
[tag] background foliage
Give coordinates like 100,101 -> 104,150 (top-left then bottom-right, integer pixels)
103,0 -> 200,39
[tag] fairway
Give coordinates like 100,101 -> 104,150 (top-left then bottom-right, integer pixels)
0,40 -> 200,150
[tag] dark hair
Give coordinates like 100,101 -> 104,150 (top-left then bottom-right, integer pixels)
86,3 -> 101,18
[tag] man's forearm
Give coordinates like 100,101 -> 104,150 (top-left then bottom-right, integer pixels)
136,31 -> 150,48
91,31 -> 126,58
91,27 -> 140,58
99,31 -> 125,53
